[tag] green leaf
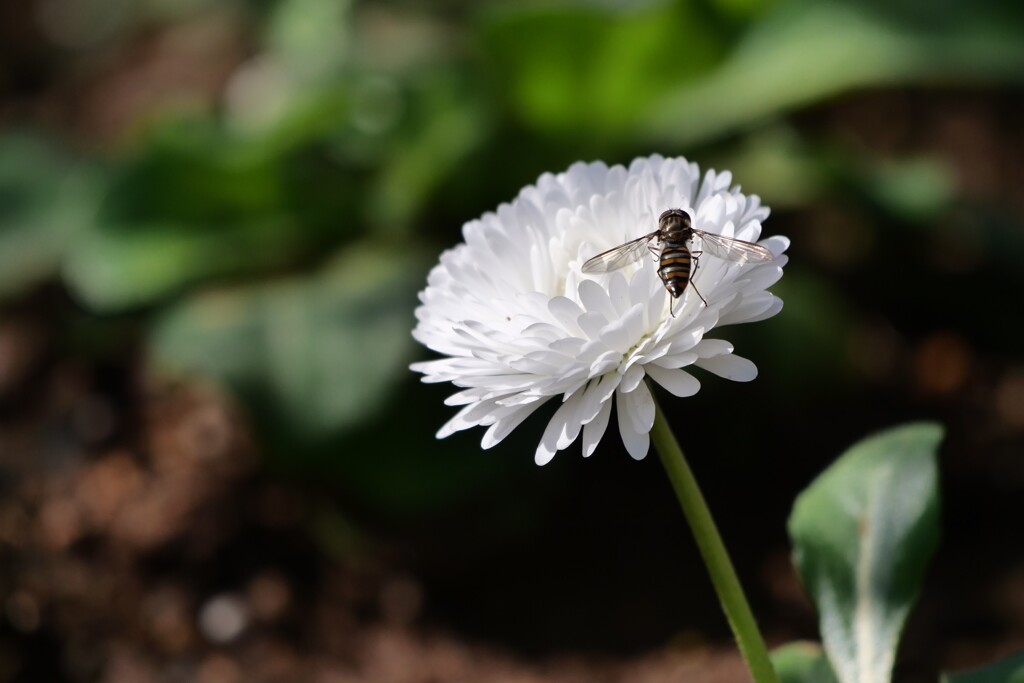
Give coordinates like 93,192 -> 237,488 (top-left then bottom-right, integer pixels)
645,2 -> 923,145
943,653 -> 1024,683
149,242 -> 424,438
63,120 -> 360,311
479,2 -> 727,137
0,134 -> 100,301
368,73 -> 486,233
644,0 -> 1024,146
772,642 -> 840,683
265,0 -> 350,77
64,216 -> 307,311
788,423 -> 943,683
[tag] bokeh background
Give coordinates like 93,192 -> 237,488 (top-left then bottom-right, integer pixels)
1,0 -> 1023,681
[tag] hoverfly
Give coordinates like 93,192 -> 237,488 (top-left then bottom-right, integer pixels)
581,208 -> 774,316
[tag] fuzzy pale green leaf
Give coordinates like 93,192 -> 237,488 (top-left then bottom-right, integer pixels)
789,423 -> 943,683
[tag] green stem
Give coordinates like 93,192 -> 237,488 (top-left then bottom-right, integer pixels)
651,396 -> 778,683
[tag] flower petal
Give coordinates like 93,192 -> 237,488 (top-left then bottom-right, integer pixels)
742,295 -> 784,323
651,351 -> 698,369
548,296 -> 586,332
619,381 -> 655,435
616,393 -> 651,461
482,399 -> 550,449
579,373 -> 621,425
646,365 -> 701,397
693,338 -> 734,357
582,396 -> 613,457
607,271 -> 632,316
718,292 -> 780,326
578,278 -> 616,322
696,354 -> 758,382
620,364 -> 646,393
436,401 -> 490,438
760,234 -> 790,257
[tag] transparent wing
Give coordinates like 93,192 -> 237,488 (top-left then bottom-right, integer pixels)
693,229 -> 775,265
581,232 -> 659,273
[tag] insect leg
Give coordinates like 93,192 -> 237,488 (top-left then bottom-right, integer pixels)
688,280 -> 708,307
689,252 -> 708,307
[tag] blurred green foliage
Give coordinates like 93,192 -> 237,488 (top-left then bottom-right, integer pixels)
0,135 -> 101,300
2,0 -> 1024,513
150,244 -> 423,437
771,642 -> 839,683
943,653 -> 1024,683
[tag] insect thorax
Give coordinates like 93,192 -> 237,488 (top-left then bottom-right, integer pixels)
657,208 -> 692,238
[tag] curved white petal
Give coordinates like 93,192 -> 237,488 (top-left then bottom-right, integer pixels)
696,354 -> 759,382
482,399 -> 550,449
646,365 -> 701,397
620,364 -> 646,394
719,299 -> 773,327
619,382 -> 656,436
616,397 -> 651,461
693,338 -> 734,358
582,398 -> 612,457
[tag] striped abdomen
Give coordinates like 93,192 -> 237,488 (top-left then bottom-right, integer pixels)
657,239 -> 692,298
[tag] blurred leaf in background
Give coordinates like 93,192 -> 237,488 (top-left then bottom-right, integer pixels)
644,0 -> 1024,146
63,121 -> 342,310
150,243 -> 425,440
478,1 -> 730,140
943,653 -> 1024,683
0,134 -> 101,302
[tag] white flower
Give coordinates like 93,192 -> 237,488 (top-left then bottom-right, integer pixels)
411,155 -> 788,465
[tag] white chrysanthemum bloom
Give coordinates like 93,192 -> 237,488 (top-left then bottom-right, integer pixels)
411,155 -> 788,465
